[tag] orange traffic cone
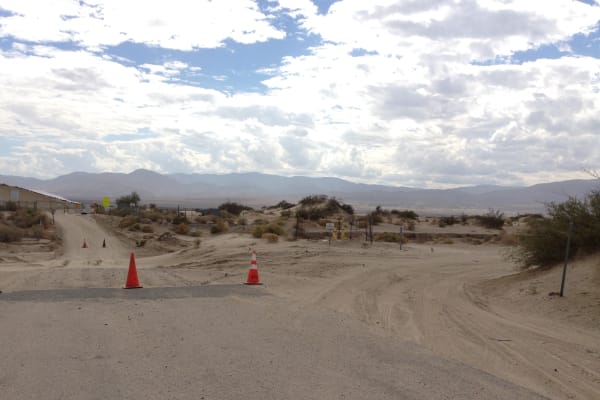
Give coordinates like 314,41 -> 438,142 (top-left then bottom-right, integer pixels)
82,238 -> 88,248
124,252 -> 143,289
245,249 -> 262,285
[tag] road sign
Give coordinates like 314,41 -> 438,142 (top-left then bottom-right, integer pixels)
102,196 -> 110,208
326,223 -> 334,232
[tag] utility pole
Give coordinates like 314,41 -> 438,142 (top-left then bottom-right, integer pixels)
559,220 -> 573,297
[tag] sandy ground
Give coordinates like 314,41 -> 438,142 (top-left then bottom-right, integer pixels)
0,212 -> 598,399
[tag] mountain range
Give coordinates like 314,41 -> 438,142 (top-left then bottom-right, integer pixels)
1,169 -> 598,215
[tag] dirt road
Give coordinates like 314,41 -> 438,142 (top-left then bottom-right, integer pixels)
1,213 -> 598,399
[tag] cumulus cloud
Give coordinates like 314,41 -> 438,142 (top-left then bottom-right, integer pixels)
0,0 -> 285,50
0,0 -> 599,187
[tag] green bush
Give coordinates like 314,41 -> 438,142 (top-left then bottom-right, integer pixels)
512,191 -> 600,268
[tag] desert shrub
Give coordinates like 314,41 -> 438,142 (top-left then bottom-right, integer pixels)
438,216 -> 457,227
119,215 -> 138,229
374,232 -> 407,243
253,223 -> 283,238
252,225 -> 265,238
271,200 -> 295,209
511,191 -> 600,268
174,223 -> 191,235
339,203 -> 354,215
172,214 -> 189,225
196,215 -> 218,224
368,212 -> 384,225
10,209 -> 49,229
142,209 -> 163,222
261,233 -> 279,243
475,209 -> 505,229
299,194 -> 328,206
210,220 -> 228,234
141,225 -> 154,233
129,223 -> 141,232
0,225 -> 23,242
237,217 -> 248,226
218,202 -> 252,216
391,210 -> 419,220
0,201 -> 18,211
296,207 -> 326,221
406,220 -> 416,231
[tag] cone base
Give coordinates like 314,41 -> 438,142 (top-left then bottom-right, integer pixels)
244,282 -> 263,285
123,285 -> 143,289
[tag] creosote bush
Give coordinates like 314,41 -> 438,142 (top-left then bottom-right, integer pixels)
218,202 -> 252,216
512,190 -> 600,268
438,216 -> 458,227
210,220 -> 228,234
475,209 -> 504,229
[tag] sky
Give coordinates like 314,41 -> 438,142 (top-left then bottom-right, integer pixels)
0,0 -> 599,188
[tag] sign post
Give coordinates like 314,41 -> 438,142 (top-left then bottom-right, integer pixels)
326,222 -> 334,247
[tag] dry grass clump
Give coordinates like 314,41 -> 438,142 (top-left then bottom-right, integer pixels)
0,225 -> 23,242
175,223 -> 191,235
0,208 -> 56,242
374,232 -> 408,244
261,233 -> 279,243
252,223 -> 284,238
141,225 -> 154,233
119,215 -> 138,229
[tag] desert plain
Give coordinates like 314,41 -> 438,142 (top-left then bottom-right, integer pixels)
0,210 -> 598,400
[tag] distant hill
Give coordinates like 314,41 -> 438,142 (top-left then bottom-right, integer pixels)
1,169 -> 598,214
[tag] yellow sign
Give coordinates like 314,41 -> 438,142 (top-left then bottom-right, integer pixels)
102,196 -> 110,208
